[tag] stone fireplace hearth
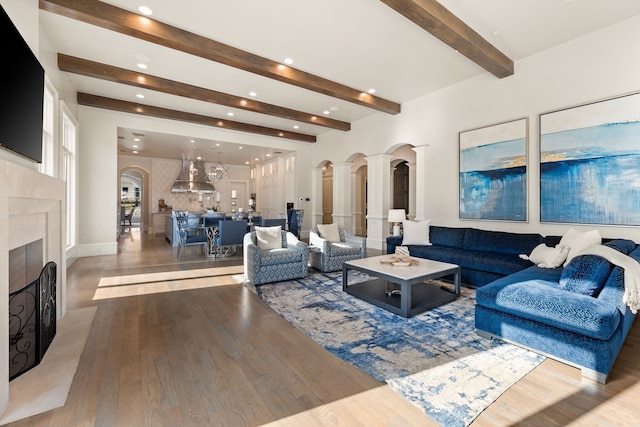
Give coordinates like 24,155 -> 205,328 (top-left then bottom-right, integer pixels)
0,158 -> 66,415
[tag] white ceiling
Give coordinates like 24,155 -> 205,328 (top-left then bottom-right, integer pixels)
39,0 -> 640,165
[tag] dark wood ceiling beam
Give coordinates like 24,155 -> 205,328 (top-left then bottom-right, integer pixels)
40,0 -> 401,114
77,93 -> 316,143
380,0 -> 514,78
58,54 -> 350,132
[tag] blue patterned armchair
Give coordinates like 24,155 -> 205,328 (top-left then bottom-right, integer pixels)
309,224 -> 366,272
243,228 -> 308,285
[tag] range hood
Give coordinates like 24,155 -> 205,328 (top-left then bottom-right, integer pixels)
171,159 -> 215,193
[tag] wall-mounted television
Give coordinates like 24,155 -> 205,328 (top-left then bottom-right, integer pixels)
0,5 -> 45,163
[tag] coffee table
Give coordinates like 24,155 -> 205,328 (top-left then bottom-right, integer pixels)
343,255 -> 460,318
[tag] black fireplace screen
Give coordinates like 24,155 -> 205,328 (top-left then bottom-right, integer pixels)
8,261 -> 57,380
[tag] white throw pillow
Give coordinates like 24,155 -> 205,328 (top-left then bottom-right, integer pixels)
519,243 -> 569,269
401,220 -> 432,246
255,226 -> 282,250
317,223 -> 341,243
559,228 -> 602,266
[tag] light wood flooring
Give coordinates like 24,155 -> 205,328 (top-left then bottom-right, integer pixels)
6,227 -> 640,426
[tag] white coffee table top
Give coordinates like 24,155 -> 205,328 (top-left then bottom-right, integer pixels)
345,254 -> 459,282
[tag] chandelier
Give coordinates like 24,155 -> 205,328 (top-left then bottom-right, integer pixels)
208,152 -> 229,183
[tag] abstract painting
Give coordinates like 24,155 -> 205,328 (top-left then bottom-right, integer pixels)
540,92 -> 640,225
459,118 -> 528,221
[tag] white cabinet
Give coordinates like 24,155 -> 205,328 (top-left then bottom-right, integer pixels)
153,213 -> 168,235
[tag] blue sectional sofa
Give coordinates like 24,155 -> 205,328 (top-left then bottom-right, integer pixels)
386,226 -> 560,288
476,239 -> 639,383
387,226 -> 639,383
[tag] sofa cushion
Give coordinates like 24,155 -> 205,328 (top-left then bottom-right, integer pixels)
559,255 -> 612,297
463,228 -> 543,255
429,226 -> 466,249
259,248 -> 302,266
603,239 -> 636,255
409,245 -> 530,276
476,275 -> 621,340
402,219 -> 431,245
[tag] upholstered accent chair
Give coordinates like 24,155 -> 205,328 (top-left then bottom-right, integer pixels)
243,227 -> 308,285
309,224 -> 366,272
175,211 -> 208,259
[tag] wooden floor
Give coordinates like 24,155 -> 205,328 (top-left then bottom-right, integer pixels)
7,227 -> 640,426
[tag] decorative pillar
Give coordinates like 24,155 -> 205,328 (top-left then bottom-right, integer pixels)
365,153 -> 393,250
412,145 -> 430,221
407,160 -> 416,220
310,167 -> 324,229
332,162 -> 353,230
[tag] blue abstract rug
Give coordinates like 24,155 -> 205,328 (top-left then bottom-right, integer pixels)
246,270 -> 545,427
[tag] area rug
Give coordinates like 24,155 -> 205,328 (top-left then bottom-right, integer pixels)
248,270 -> 545,427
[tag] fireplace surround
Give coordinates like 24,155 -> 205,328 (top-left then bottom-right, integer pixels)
0,158 -> 66,414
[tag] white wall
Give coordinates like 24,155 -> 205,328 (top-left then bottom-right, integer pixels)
311,15 -> 640,242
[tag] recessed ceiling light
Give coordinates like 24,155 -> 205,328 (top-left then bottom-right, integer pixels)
323,110 -> 330,115
132,150 -> 139,154
132,145 -> 138,148
249,91 -> 257,97
136,63 -> 148,69
284,58 -> 294,65
190,139 -> 195,143
238,146 -> 243,149
266,154 -> 272,157
136,93 -> 145,99
216,143 -> 220,147
254,158 -> 259,161
133,137 -> 140,142
227,112 -> 234,117
368,88 -> 376,94
245,161 -> 250,165
293,125 -> 299,129
138,6 -> 153,16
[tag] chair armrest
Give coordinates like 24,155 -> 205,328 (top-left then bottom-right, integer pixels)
343,231 -> 367,256
309,231 -> 331,253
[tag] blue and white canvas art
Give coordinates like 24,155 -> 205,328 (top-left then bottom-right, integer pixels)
540,92 -> 640,225
459,118 -> 528,221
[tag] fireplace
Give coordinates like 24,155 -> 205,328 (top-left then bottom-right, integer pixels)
8,240 -> 57,380
0,158 -> 67,413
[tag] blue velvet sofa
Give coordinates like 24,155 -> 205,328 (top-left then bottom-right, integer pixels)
386,226 -> 559,288
475,239 -> 639,383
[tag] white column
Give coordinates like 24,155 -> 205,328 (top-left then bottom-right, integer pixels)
412,145 -> 430,221
332,162 -> 353,230
310,167 -> 324,229
407,160 -> 416,220
365,153 -> 393,250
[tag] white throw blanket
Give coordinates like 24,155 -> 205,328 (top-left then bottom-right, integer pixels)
575,245 -> 640,314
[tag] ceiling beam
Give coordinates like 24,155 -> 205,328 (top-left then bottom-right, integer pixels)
77,93 -> 316,143
380,0 -> 514,78
40,0 -> 401,115
58,54 -> 350,132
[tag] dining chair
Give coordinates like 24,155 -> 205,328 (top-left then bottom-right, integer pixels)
214,219 -> 248,257
175,211 -> 208,259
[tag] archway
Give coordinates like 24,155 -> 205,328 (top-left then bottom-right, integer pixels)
321,161 -> 333,224
119,166 -> 150,239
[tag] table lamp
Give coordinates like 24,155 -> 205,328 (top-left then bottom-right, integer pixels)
388,209 -> 406,236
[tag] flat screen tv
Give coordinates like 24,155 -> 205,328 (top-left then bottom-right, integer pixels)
0,5 -> 45,163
